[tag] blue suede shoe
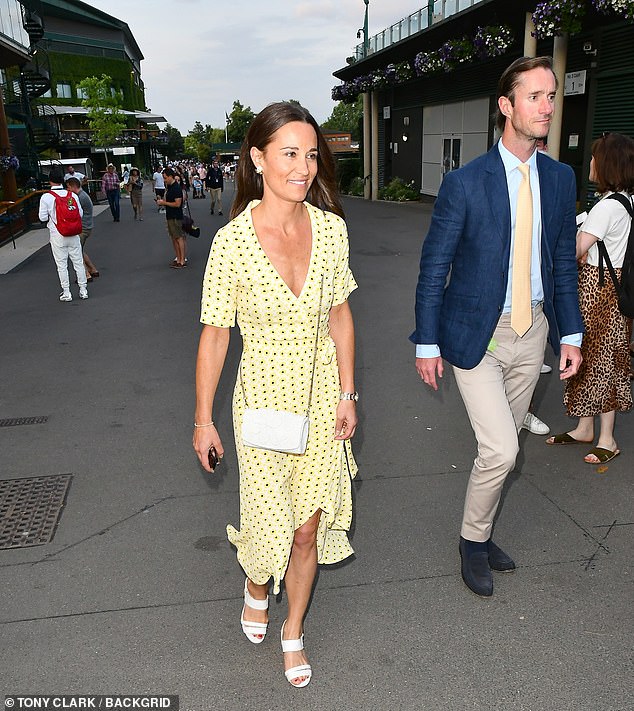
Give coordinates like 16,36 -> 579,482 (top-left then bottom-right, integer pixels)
459,537 -> 493,597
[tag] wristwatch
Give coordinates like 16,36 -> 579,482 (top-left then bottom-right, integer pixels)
340,391 -> 359,401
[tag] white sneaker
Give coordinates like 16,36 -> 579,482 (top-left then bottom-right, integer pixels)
522,412 -> 550,435
540,363 -> 553,374
59,291 -> 72,302
79,287 -> 89,300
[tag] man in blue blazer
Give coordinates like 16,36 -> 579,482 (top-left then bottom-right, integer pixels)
411,56 -> 583,597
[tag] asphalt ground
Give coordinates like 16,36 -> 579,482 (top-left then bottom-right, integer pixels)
1,183 -> 632,711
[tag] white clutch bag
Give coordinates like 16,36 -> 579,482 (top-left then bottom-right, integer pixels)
242,408 -> 309,454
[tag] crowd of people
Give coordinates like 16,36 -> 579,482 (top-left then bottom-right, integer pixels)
35,60 -> 633,689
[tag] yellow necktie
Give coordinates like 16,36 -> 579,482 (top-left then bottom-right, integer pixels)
511,163 -> 533,337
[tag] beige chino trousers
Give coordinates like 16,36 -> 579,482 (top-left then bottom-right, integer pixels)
453,305 -> 548,542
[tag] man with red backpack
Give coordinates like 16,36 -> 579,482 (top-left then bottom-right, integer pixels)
38,167 -> 88,302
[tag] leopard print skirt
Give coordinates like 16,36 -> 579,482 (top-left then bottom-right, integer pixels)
564,263 -> 632,417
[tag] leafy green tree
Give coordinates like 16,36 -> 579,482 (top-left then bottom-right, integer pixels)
164,124 -> 185,159
321,96 -> 364,142
77,74 -> 127,164
227,100 -> 255,143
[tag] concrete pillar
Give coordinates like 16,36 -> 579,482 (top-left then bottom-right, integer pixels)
371,91 -> 379,201
524,12 -> 537,57
363,92 -> 371,200
549,33 -> 568,161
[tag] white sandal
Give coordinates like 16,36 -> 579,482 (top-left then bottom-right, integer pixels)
280,620 -> 312,688
240,578 -> 268,644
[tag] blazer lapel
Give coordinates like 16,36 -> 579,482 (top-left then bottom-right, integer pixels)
484,146 -> 511,246
537,151 -> 557,247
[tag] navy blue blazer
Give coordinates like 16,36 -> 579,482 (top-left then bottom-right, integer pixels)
410,144 -> 584,370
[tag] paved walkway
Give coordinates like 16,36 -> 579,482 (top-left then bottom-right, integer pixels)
0,184 -> 632,710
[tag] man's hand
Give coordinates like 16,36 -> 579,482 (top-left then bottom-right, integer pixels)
559,344 -> 582,380
416,356 -> 444,391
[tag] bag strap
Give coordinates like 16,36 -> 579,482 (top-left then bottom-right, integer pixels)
305,275 -> 325,416
597,193 -> 634,290
240,275 -> 324,416
597,240 -> 621,292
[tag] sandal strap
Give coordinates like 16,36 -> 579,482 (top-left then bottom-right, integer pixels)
281,634 -> 304,653
241,619 -> 268,633
284,664 -> 311,682
244,579 -> 269,610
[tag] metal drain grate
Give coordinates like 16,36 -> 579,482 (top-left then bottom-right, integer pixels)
0,474 -> 72,549
0,416 -> 49,428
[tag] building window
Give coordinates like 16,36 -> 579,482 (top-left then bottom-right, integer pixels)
76,87 -> 88,99
41,88 -> 52,98
56,82 -> 72,98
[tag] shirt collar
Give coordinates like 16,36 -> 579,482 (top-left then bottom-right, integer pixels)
497,138 -> 538,176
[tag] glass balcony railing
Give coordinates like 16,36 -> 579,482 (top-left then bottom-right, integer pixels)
354,0 -> 486,60
58,129 -> 167,146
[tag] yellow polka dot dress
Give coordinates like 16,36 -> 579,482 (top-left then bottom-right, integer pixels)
200,200 -> 358,594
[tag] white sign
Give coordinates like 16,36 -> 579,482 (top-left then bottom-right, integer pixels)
568,133 -> 580,149
564,70 -> 586,96
383,106 -> 391,119
112,147 -> 136,155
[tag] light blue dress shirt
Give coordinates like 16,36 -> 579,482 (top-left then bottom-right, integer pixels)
416,140 -> 582,358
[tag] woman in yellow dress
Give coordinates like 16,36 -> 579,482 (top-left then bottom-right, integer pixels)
193,102 -> 358,688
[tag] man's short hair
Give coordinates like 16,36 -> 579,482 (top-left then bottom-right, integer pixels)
495,56 -> 557,133
65,176 -> 81,188
48,167 -> 64,184
162,167 -> 176,177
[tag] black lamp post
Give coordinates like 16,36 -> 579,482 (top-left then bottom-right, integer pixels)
357,0 -> 370,58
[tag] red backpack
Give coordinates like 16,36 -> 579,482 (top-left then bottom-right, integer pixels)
49,190 -> 83,236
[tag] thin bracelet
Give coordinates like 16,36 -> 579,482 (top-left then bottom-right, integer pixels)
193,421 -> 214,428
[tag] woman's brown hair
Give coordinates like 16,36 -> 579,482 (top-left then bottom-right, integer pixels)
591,132 -> 634,194
231,102 -> 344,219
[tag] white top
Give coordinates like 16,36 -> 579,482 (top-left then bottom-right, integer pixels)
64,171 -> 85,182
152,171 -> 165,189
38,187 -> 83,239
581,191 -> 633,268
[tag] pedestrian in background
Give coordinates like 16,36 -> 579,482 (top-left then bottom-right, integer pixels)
102,163 -> 120,222
205,159 -> 224,215
547,132 -> 634,463
66,176 -> 99,283
156,167 -> 186,268
126,167 -> 144,221
152,166 -> 165,212
39,167 -> 88,301
63,165 -> 85,185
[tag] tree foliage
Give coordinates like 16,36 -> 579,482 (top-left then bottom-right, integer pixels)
77,74 -> 127,160
227,100 -> 255,143
164,124 -> 185,159
185,121 -> 225,162
321,96 -> 364,141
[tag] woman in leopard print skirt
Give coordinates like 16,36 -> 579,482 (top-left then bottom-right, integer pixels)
547,132 -> 634,463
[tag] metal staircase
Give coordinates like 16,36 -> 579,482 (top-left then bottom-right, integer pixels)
3,4 -> 59,178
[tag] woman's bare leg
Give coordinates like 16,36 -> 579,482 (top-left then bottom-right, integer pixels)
282,508 -> 321,685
